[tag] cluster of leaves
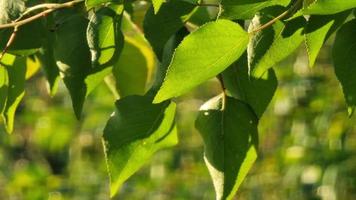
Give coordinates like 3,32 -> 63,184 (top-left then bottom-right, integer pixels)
1,0 -> 356,199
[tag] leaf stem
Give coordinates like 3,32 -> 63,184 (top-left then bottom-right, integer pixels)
249,0 -> 303,34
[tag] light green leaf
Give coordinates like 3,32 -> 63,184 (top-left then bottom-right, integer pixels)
154,20 -> 249,103
113,38 -> 150,97
305,11 -> 349,67
150,28 -> 190,93
87,7 -> 124,68
221,0 -> 291,20
196,95 -> 258,200
222,53 -> 277,118
248,15 -> 305,77
299,0 -> 356,15
0,54 -> 26,134
103,95 -> 177,197
332,19 -> 356,115
143,0 -> 196,60
0,64 -> 8,114
152,0 -> 165,13
113,14 -> 156,97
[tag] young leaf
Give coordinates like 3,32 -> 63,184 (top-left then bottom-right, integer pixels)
305,11 -> 349,67
103,95 -> 177,197
0,54 -> 26,134
332,19 -> 356,115
248,15 -> 305,77
196,95 -> 258,200
143,0 -> 196,60
154,20 -> 249,103
87,7 -> 124,68
221,0 -> 291,20
222,53 -> 277,118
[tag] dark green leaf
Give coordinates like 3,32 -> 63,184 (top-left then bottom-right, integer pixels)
154,20 -> 249,103
143,0 -> 196,60
54,14 -> 91,119
37,16 -> 60,96
0,20 -> 45,56
222,53 -> 277,118
332,19 -> 356,115
196,95 -> 258,200
103,95 -> 177,197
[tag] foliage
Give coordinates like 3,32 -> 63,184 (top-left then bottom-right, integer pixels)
0,0 -> 356,199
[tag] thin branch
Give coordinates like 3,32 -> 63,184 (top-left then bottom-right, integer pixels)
0,27 -> 18,61
0,0 -> 84,29
249,0 -> 303,34
0,0 -> 84,61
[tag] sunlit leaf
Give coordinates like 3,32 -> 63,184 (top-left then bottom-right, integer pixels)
103,95 -> 177,197
154,20 -> 249,103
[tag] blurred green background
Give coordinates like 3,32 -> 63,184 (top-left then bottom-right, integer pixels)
1,2 -> 356,200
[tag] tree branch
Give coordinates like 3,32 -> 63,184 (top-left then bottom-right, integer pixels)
0,0 -> 84,30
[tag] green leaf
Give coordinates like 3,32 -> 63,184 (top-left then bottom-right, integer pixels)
113,38 -> 150,97
305,11 -> 350,67
85,0 -> 123,10
0,65 -> 8,114
221,0 -> 291,20
151,0 -> 165,13
87,7 -> 124,68
222,53 -> 277,118
103,95 -> 177,197
0,54 -> 26,133
196,95 -> 258,200
332,19 -> 356,115
298,0 -> 356,15
37,16 -> 60,96
113,14 -> 156,97
154,20 -> 249,103
143,0 -> 196,60
150,27 -> 190,93
248,15 -> 305,77
54,14 -> 92,119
